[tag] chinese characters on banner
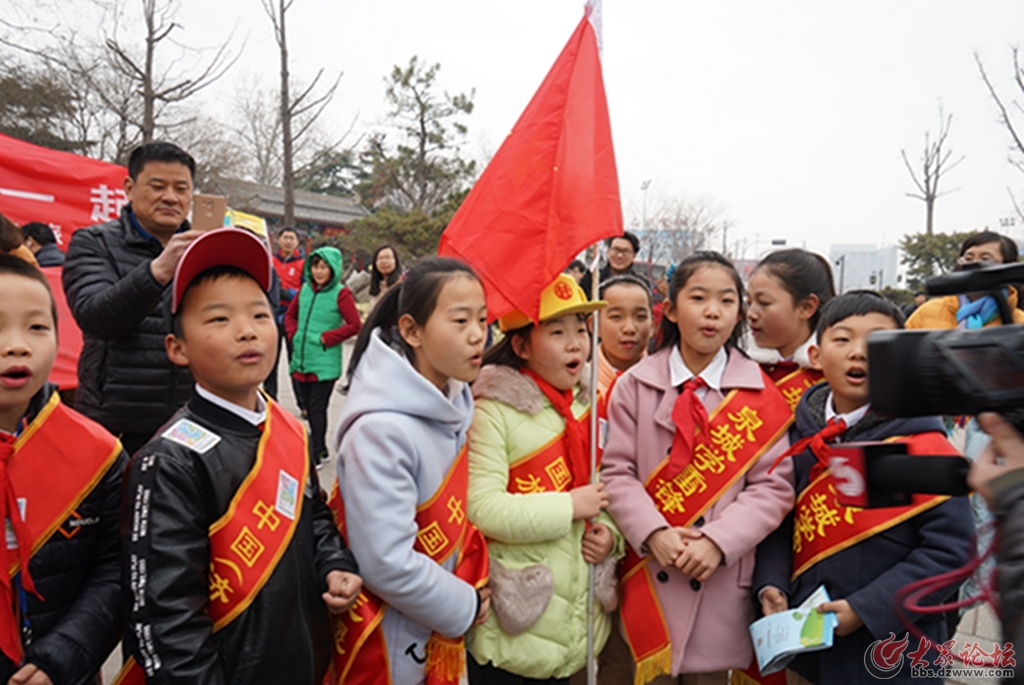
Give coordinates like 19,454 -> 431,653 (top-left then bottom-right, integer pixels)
0,133 -> 127,248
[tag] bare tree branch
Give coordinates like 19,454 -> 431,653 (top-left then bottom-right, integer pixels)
901,105 -> 963,234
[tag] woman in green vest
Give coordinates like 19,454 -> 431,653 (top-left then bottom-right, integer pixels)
285,245 -> 362,466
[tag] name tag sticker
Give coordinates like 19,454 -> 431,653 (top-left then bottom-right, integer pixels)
162,419 -> 221,454
276,470 -> 299,520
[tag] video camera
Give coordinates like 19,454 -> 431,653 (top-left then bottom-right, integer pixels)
837,261 -> 1024,507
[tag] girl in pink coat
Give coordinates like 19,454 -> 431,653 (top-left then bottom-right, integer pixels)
602,252 -> 794,684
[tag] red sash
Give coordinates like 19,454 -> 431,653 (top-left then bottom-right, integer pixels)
596,373 -> 622,465
327,444 -> 489,685
0,393 -> 120,663
619,376 -> 792,684
791,432 -> 953,580
731,367 -> 823,684
774,367 -> 824,412
507,411 -> 591,494
114,399 -> 309,684
6,393 -> 121,571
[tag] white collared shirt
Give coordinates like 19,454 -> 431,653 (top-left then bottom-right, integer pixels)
669,346 -> 728,399
824,391 -> 870,438
195,384 -> 267,427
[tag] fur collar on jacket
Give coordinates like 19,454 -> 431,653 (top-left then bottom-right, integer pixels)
472,364 -> 592,413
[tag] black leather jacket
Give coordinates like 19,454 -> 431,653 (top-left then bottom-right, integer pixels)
0,385 -> 126,685
121,391 -> 357,685
62,206 -> 193,438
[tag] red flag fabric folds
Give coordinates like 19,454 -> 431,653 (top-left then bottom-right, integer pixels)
438,9 -> 622,323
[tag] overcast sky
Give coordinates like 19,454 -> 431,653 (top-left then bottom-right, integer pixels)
28,1 -> 1024,262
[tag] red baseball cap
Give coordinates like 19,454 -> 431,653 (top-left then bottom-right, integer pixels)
171,228 -> 273,313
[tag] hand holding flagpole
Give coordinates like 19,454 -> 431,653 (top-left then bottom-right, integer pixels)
436,0 -> 619,680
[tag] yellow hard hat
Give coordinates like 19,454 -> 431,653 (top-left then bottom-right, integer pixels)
498,273 -> 607,332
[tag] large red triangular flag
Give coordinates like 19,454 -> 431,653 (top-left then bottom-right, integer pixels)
438,2 -> 622,323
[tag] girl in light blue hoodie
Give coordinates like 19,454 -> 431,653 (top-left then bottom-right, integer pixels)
332,257 -> 492,685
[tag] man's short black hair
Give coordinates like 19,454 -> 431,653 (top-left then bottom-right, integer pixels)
128,142 -> 196,181
171,265 -> 271,339
566,259 -> 586,273
815,289 -> 905,342
0,253 -> 57,331
606,231 -> 640,254
20,222 -> 56,246
278,226 -> 299,239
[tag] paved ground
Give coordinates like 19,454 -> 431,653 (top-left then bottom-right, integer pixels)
947,603 -> 1005,685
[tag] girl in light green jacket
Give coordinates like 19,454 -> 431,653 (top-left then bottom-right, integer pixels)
466,274 -> 624,684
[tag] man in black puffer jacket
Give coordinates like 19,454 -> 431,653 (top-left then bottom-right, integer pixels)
63,142 -> 202,455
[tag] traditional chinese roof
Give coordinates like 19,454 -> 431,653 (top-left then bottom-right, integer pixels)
204,177 -> 367,227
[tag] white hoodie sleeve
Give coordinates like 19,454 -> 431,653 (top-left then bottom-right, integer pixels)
339,416 -> 479,638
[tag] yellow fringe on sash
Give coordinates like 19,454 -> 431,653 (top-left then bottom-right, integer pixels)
425,633 -> 465,683
730,669 -> 761,685
634,644 -> 672,685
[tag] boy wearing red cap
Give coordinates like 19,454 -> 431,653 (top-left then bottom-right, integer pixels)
119,228 -> 362,684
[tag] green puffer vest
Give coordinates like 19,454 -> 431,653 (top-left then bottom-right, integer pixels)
290,246 -> 344,381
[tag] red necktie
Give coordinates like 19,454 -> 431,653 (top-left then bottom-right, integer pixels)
764,360 -> 799,382
770,417 -> 847,479
670,377 -> 709,466
0,434 -> 39,664
520,368 -> 590,488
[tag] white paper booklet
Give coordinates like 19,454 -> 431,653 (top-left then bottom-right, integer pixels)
749,585 -> 838,675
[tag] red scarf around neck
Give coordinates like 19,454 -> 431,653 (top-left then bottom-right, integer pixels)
519,367 -> 591,489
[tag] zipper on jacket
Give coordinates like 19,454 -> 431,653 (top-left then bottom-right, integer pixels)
297,290 -> 320,370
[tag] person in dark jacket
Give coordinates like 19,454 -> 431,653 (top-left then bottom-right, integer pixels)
0,254 -> 125,685
754,292 -> 973,685
62,142 -> 205,455
578,231 -> 651,298
121,228 -> 361,685
19,223 -> 65,267
265,226 -> 305,401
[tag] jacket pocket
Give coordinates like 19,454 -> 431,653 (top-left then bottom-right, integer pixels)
489,559 -> 554,635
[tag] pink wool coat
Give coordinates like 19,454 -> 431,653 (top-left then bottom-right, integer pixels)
602,347 -> 794,675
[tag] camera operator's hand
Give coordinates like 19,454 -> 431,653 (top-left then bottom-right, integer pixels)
968,412 -> 1024,508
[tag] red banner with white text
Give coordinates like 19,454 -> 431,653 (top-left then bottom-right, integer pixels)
0,133 -> 127,248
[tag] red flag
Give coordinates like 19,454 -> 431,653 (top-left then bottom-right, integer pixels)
0,133 -> 127,250
438,4 -> 622,323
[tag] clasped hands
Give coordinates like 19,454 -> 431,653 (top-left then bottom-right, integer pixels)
644,526 -> 723,582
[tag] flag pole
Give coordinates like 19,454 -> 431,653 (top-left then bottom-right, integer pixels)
586,245 -> 603,685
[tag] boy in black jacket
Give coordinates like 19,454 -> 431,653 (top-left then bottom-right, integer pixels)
0,254 -> 125,685
120,228 -> 361,685
754,291 -> 973,684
